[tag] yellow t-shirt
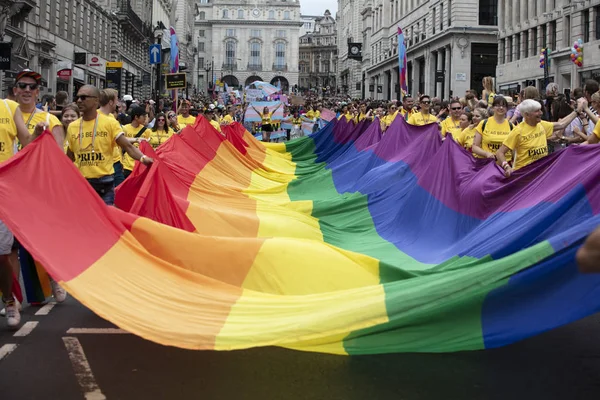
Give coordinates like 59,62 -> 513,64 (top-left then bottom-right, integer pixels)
222,114 -> 234,124
305,110 -> 319,120
475,118 -> 513,159
122,124 -> 150,171
593,121 -> 600,140
382,110 -> 399,126
261,112 -> 273,125
457,126 -> 477,153
177,114 -> 196,129
103,113 -> 122,164
21,110 -> 62,135
503,120 -> 554,170
210,119 -> 222,133
440,117 -> 462,138
0,99 -> 19,163
407,112 -> 438,126
67,113 -> 124,179
148,129 -> 173,148
400,108 -> 415,121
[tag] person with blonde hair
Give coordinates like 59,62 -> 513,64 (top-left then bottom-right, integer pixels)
456,108 -> 487,154
482,76 -> 496,107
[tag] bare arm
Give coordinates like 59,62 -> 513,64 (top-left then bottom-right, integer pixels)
577,225 -> 600,273
552,111 -> 578,131
51,125 -> 65,148
116,135 -> 153,166
14,108 -> 43,147
495,144 -> 513,177
472,132 -> 495,158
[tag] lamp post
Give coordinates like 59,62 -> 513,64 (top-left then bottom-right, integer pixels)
153,23 -> 164,114
204,60 -> 212,96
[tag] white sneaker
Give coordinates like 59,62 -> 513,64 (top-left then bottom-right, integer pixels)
51,281 -> 67,303
0,296 -> 21,317
4,301 -> 21,328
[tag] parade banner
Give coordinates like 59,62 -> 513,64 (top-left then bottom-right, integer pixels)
0,119 -> 599,355
245,89 -> 264,102
244,101 -> 284,122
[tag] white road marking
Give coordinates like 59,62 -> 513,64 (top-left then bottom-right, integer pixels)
35,302 -> 57,315
0,344 -> 18,361
13,321 -> 38,337
66,328 -> 130,334
62,337 -> 106,400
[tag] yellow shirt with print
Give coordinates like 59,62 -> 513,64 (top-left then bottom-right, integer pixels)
456,126 -> 478,155
593,120 -> 600,140
503,121 -> 554,170
148,129 -> 173,149
67,113 -> 123,179
177,114 -> 196,129
440,117 -> 462,138
407,112 -> 438,126
475,118 -> 513,159
122,124 -> 150,171
0,99 -> 19,163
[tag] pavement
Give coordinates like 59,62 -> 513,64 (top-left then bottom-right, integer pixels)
0,297 -> 599,400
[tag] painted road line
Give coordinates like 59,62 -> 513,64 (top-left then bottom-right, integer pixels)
66,328 -> 130,334
35,302 -> 57,315
0,344 -> 18,361
62,337 -> 106,400
13,321 -> 39,337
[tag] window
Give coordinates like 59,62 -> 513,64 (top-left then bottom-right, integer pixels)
199,11 -> 205,20
226,29 -> 236,37
284,11 -> 290,19
479,0 -> 497,26
564,16 -> 571,46
276,30 -> 286,38
439,4 -> 443,31
269,10 -> 275,19
223,9 -> 228,18
515,33 -> 520,60
225,40 -> 236,65
275,42 -> 285,67
523,30 -> 529,58
532,28 -> 538,56
432,8 -> 436,34
250,29 -> 261,37
447,0 -> 451,26
583,10 -> 590,43
550,20 -> 556,50
199,30 -> 205,37
198,42 -> 205,51
199,57 -> 205,66
238,9 -> 244,18
542,24 -> 547,48
596,6 -> 600,40
507,36 -> 512,62
250,41 -> 261,66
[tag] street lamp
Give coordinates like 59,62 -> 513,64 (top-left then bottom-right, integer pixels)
153,22 -> 165,113
204,59 -> 212,96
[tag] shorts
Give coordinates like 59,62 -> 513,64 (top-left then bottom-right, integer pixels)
0,219 -> 14,255
261,124 -> 273,132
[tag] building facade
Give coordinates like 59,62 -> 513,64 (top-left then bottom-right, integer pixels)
358,0 -> 498,101
0,0 -> 153,101
299,10 -> 337,94
300,14 -> 319,37
497,1 -> 600,96
195,0 -> 302,94
337,0 -> 366,98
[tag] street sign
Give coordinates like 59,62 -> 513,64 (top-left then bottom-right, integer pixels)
105,62 -> 123,97
149,44 -> 161,65
435,71 -> 445,83
165,73 -> 186,90
0,43 -> 12,70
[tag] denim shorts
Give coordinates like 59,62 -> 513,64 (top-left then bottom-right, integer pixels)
87,175 -> 115,206
0,219 -> 13,255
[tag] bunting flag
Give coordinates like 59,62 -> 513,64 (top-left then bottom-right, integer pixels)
398,26 -> 408,97
244,101 -> 284,122
0,118 -> 599,355
169,26 -> 179,74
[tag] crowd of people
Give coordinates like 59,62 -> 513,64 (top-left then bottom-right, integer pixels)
1,70 -> 600,330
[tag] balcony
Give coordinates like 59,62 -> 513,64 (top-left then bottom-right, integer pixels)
117,0 -> 146,39
272,63 -> 288,72
222,62 -> 238,71
247,63 -> 262,70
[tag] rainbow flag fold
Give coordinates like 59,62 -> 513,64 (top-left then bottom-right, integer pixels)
0,118 -> 599,355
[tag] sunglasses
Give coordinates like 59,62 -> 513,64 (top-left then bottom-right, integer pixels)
451,107 -> 462,110
76,95 -> 97,101
157,118 -> 165,121
17,82 -> 38,90
168,114 -> 176,118
421,101 -> 431,105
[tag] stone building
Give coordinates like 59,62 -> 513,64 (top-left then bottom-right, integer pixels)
299,10 -> 337,94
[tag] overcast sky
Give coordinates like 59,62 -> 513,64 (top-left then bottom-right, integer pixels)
301,0 -> 337,17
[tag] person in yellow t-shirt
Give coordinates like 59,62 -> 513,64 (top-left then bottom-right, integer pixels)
67,85 -> 153,205
121,106 -> 150,178
440,100 -> 463,139
206,108 -> 222,133
221,106 -> 236,125
177,101 -> 196,129
456,108 -> 486,155
98,89 -> 124,186
399,96 -> 416,121
148,112 -> 173,148
356,103 -> 370,122
382,104 -> 399,130
472,96 -> 513,160
305,105 -> 320,121
60,104 -> 80,153
407,95 -> 439,126
496,99 -> 580,177
12,69 -> 65,148
0,97 -> 46,329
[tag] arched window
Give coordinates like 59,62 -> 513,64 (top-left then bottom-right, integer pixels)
275,42 -> 285,68
225,40 -> 236,66
199,11 -> 205,20
268,10 -> 275,19
249,41 -> 261,68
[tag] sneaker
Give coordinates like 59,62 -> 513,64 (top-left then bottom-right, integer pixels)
0,296 -> 21,317
4,300 -> 21,328
51,281 -> 67,303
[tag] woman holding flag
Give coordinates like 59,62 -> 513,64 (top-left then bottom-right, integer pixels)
252,103 -> 282,142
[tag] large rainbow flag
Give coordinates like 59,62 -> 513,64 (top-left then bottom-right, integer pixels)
0,117 -> 599,355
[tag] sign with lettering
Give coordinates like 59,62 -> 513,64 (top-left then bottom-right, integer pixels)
165,73 -> 186,90
0,43 -> 12,71
105,62 -> 123,96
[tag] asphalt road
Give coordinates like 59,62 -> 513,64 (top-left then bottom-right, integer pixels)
0,297 -> 599,400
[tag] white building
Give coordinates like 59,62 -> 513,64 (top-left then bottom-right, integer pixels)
359,0 -> 498,101
497,1 -> 600,96
299,10 -> 337,93
194,0 -> 302,94
337,0 -> 366,98
300,14 -> 320,36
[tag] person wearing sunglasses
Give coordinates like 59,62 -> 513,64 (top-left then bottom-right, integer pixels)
13,69 -> 64,149
473,96 -> 515,160
98,89 -> 125,187
167,112 -> 180,133
149,112 -> 172,149
66,85 -> 153,206
440,100 -> 463,139
407,95 -> 438,126
122,105 -> 150,179
177,100 -> 196,129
